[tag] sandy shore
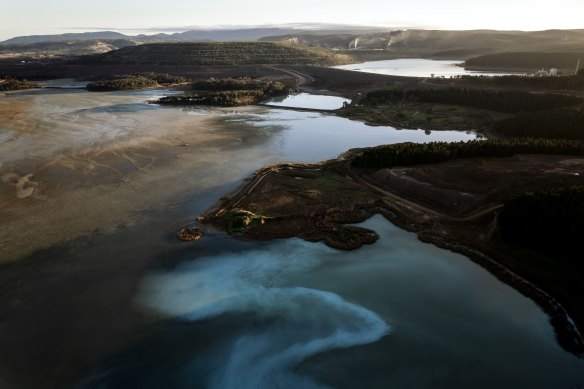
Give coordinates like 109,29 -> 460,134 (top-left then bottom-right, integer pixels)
0,90 -> 273,262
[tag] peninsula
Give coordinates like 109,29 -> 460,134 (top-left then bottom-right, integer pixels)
200,139 -> 584,356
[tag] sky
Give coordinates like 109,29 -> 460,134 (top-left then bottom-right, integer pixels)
1,0 -> 584,41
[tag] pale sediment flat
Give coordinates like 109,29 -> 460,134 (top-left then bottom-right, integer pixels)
0,89 -> 273,262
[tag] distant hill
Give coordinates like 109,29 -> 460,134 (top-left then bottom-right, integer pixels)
264,29 -> 584,57
76,42 -> 352,66
260,34 -> 357,49
1,31 -> 128,45
138,28 -> 304,42
0,39 -> 138,58
0,26 -> 391,46
5,28 -> 584,63
388,29 -> 584,53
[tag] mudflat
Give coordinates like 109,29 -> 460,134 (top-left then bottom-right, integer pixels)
0,90 -> 269,262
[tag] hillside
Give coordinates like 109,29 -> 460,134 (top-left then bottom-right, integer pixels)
5,28 -> 584,62
1,31 -> 128,45
0,39 -> 138,59
264,29 -> 584,58
260,33 -> 358,49
76,42 -> 352,66
388,29 -> 584,52
0,26 -> 390,45
465,52 -> 583,72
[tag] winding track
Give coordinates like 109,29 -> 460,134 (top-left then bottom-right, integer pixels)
264,66 -> 315,86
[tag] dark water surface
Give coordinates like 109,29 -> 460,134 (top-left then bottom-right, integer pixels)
76,216 -> 584,389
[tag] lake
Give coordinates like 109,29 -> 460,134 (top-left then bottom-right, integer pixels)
0,86 -> 582,389
264,93 -> 351,110
335,59 -> 525,78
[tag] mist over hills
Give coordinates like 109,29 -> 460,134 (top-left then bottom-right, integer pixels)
262,29 -> 584,53
1,26 -> 584,64
1,32 -> 129,45
0,39 -> 138,58
0,25 -> 392,45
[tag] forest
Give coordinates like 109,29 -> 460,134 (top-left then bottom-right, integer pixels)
156,90 -> 269,107
156,77 -> 287,107
498,186 -> 584,262
494,105 -> 584,140
455,71 -> 584,90
351,138 -> 584,169
0,78 -> 40,91
465,52 -> 584,71
86,72 -> 188,91
361,88 -> 583,113
192,77 -> 285,93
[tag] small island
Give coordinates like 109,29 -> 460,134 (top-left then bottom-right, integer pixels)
86,72 -> 189,91
0,78 -> 40,91
154,77 -> 289,107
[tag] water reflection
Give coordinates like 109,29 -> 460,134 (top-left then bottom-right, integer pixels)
248,109 -> 476,162
265,93 -> 351,110
335,59 -> 524,78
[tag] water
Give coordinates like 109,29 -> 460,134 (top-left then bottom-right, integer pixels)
38,78 -> 89,89
1,86 -> 582,388
82,216 -> 584,388
335,59 -> 524,78
265,93 -> 351,110
228,109 -> 476,162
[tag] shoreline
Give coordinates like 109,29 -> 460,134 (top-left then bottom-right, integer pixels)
200,156 -> 584,357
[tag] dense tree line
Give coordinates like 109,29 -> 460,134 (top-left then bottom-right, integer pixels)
86,72 -> 188,91
131,72 -> 188,84
156,77 -> 287,107
192,77 -> 285,93
87,76 -> 157,91
455,73 -> 584,90
361,88 -> 583,113
465,52 -> 583,71
157,90 -> 271,107
498,186 -> 584,262
494,105 -> 584,140
0,78 -> 41,91
351,138 -> 584,169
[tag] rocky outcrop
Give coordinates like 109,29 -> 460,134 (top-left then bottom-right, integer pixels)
177,227 -> 203,241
